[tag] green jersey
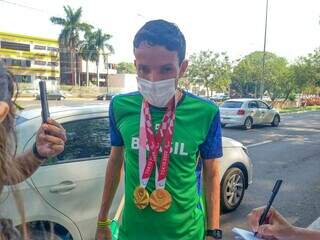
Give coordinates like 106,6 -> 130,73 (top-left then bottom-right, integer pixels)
109,91 -> 222,240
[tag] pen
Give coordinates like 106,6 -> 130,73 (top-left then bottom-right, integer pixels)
254,179 -> 283,237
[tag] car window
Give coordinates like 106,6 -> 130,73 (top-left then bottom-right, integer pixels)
221,101 -> 243,108
248,101 -> 258,108
258,101 -> 269,109
45,117 -> 111,165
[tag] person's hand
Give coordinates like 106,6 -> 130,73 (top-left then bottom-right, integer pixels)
95,227 -> 112,240
36,118 -> 67,158
247,207 -> 296,240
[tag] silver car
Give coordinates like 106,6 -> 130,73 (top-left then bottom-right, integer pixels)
220,98 -> 281,130
0,104 -> 253,239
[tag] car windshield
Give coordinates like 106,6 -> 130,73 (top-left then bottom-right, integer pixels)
221,101 -> 243,108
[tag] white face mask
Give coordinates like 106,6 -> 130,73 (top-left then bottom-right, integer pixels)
137,77 -> 176,107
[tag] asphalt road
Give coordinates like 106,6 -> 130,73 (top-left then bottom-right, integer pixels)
221,111 -> 320,239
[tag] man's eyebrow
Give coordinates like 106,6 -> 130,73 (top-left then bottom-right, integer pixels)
137,64 -> 148,68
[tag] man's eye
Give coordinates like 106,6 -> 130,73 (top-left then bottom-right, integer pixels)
161,67 -> 173,73
139,67 -> 150,75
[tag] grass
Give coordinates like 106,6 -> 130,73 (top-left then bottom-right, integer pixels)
280,105 -> 320,113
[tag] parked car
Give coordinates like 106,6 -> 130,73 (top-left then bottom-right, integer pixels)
96,93 -> 114,101
0,104 -> 253,239
220,98 -> 280,130
35,91 -> 65,101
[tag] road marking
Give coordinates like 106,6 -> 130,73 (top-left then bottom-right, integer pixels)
246,140 -> 273,148
281,127 -> 320,133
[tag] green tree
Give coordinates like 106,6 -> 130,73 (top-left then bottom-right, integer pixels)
80,29 -> 96,86
116,62 -> 136,74
187,51 -> 231,97
232,51 -> 292,101
91,29 -> 114,88
50,5 -> 92,86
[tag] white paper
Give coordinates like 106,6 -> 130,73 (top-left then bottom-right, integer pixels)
232,228 -> 262,240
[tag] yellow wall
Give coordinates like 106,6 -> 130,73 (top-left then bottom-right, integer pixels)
0,31 -> 58,46
0,31 -> 60,78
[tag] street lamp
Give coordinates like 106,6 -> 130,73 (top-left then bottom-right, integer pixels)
260,0 -> 269,99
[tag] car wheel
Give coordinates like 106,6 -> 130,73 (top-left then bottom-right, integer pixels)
271,115 -> 280,127
221,123 -> 226,128
29,230 -> 63,240
221,167 -> 245,213
243,117 -> 253,130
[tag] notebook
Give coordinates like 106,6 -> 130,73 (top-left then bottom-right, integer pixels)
232,227 -> 262,240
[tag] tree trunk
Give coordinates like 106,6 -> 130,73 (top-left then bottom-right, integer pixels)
86,60 -> 89,87
96,59 -> 100,88
73,49 -> 77,86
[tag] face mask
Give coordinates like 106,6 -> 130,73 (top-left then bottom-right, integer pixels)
137,77 -> 176,107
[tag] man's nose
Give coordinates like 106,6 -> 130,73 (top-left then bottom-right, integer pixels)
148,71 -> 161,82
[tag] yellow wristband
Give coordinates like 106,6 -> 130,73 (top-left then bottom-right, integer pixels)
97,219 -> 112,228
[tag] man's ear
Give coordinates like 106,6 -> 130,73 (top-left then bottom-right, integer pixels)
178,60 -> 189,78
0,102 -> 9,123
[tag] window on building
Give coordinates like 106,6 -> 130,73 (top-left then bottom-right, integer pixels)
36,76 -> 47,80
34,61 -> 46,66
47,62 -> 58,67
0,41 -> 30,51
34,45 -> 46,50
15,75 -> 31,83
47,46 -> 58,52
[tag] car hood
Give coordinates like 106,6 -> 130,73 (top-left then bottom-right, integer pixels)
222,137 -> 244,148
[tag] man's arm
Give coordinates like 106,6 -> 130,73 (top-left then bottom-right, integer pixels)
98,146 -> 124,221
203,159 -> 221,230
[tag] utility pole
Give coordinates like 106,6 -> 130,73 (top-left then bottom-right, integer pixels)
260,0 -> 269,99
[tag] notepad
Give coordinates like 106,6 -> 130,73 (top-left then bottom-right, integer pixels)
232,228 -> 262,240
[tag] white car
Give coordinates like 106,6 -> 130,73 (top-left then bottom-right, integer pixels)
0,104 -> 253,239
220,98 -> 281,130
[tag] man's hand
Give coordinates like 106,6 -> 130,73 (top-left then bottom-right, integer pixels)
36,118 -> 67,158
247,207 -> 296,240
95,227 -> 112,240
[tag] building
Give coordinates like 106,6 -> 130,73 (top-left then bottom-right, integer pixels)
80,54 -> 117,87
108,74 -> 137,93
0,32 -> 60,85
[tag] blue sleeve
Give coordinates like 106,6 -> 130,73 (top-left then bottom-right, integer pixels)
109,98 -> 124,146
199,111 -> 223,160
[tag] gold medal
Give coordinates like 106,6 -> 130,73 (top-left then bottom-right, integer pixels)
133,186 -> 150,209
150,188 -> 172,212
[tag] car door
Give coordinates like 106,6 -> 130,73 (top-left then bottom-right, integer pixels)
247,101 -> 261,124
258,101 -> 273,124
24,115 -> 123,239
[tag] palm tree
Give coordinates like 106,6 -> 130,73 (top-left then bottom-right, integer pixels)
80,30 -> 96,86
50,6 -> 92,86
92,29 -> 114,88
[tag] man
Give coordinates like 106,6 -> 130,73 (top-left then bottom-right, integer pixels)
96,19 -> 223,240
248,207 -> 320,240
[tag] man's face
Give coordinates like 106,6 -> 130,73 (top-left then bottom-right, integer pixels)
134,43 -> 188,82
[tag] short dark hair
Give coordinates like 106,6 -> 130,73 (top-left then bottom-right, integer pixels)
133,19 -> 186,64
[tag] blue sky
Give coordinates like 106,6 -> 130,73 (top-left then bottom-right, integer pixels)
0,0 -> 319,63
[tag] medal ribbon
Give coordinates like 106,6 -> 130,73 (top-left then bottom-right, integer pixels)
138,97 -> 176,189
